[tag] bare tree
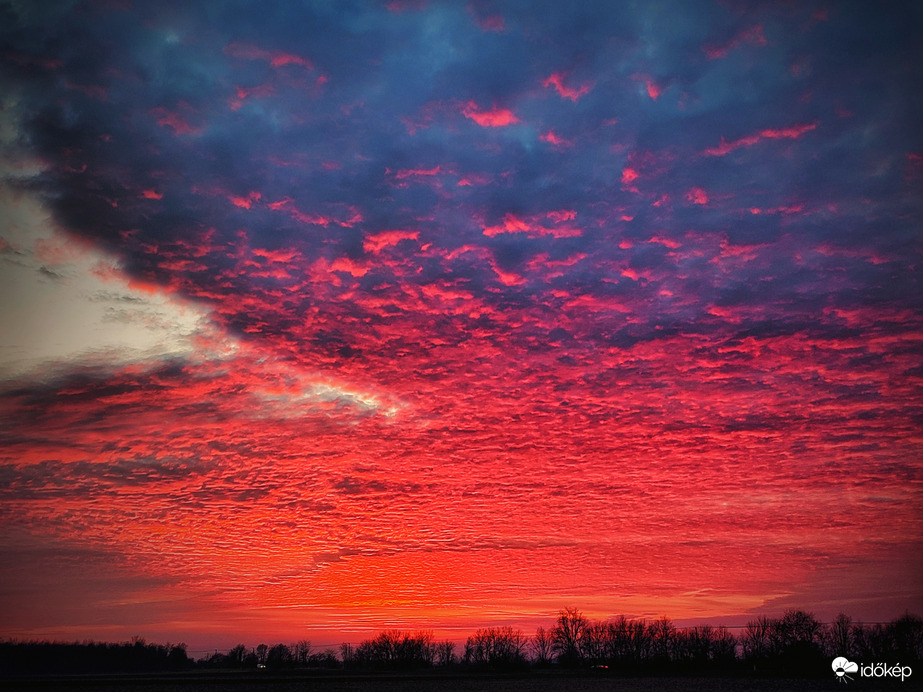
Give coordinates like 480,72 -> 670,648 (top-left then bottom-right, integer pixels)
771,609 -> 821,656
742,615 -> 773,663
605,615 -> 632,663
227,644 -> 247,668
824,613 -> 854,658
582,620 -> 609,665
293,639 -> 311,666
648,616 -> 676,663
889,612 -> 923,661
552,607 -> 588,666
339,642 -> 354,667
352,630 -> 435,669
464,627 -> 527,667
530,626 -> 553,665
266,643 -> 292,668
434,640 -> 456,666
627,618 -> 651,664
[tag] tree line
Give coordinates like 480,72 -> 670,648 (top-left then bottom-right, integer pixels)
2,609 -> 921,676
0,637 -> 190,676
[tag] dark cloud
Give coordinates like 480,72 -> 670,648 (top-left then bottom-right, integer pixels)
1,0 -> 921,642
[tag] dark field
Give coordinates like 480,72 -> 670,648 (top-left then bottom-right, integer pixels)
3,671 -> 921,692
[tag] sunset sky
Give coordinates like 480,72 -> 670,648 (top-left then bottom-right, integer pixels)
1,1 -> 921,651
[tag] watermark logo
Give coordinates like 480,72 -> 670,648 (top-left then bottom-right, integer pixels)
832,657 -> 912,683
832,657 -> 858,683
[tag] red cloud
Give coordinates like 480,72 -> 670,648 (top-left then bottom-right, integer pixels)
329,256 -> 369,277
386,0 -> 426,12
149,104 -> 200,135
229,191 -> 262,209
278,201 -> 363,228
686,187 -> 709,205
363,230 -> 420,254
483,212 -> 582,239
540,130 -> 572,147
546,209 -> 576,223
749,204 -> 804,215
483,214 -> 530,237
490,262 -> 524,286
703,25 -> 767,60
224,42 -> 312,70
478,15 -> 505,31
65,81 -> 108,101
270,53 -> 312,69
462,102 -> 519,127
469,7 -> 505,32
542,72 -> 593,102
252,247 -> 299,263
705,122 -> 817,156
393,165 -> 442,179
229,83 -> 275,111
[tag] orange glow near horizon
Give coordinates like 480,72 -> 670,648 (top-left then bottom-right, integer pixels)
1,0 -> 920,652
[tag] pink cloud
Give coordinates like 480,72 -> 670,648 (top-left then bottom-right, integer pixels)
540,130 -> 572,147
546,209 -> 576,223
703,25 -> 768,60
470,8 -> 505,32
363,230 -> 420,254
252,247 -> 299,263
393,165 -> 442,179
686,187 -> 709,205
462,101 -> 519,127
229,191 -> 262,209
749,204 -> 804,215
149,104 -> 201,135
229,83 -> 275,111
386,0 -> 426,12
329,256 -> 369,277
224,42 -> 313,70
705,122 -> 817,156
542,72 -> 593,102
482,212 -> 582,239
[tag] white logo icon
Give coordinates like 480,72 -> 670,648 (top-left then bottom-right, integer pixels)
832,657 -> 859,683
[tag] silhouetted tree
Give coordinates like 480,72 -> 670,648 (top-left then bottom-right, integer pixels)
307,648 -> 340,667
824,613 -> 856,659
464,627 -> 527,668
742,615 -> 773,666
339,642 -> 354,667
604,615 -> 633,664
266,643 -> 292,668
530,626 -> 553,665
889,612 -> 923,661
226,643 -> 248,668
293,639 -> 312,666
770,609 -> 823,674
434,640 -> 456,666
648,616 -> 675,663
552,607 -> 588,667
581,620 -> 610,665
628,618 -> 652,665
352,630 -> 435,669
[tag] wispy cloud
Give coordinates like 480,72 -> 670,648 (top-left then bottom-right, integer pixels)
0,0 -> 920,646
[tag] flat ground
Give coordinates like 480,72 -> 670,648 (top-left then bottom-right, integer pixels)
2,671 -> 921,692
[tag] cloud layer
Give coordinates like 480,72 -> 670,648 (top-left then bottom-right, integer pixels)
0,0 -> 921,646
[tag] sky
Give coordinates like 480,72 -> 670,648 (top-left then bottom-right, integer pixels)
0,0 -> 921,651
